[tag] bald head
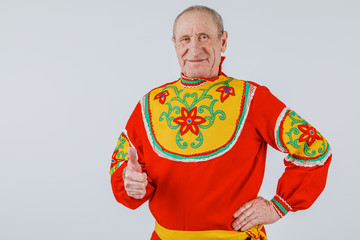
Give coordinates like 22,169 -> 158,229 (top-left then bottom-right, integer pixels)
173,5 -> 224,40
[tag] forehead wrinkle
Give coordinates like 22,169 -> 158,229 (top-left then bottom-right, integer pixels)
175,13 -> 216,37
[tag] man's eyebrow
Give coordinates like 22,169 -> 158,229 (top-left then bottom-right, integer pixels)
178,34 -> 190,39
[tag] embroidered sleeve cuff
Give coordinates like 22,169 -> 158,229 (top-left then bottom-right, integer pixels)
271,195 -> 292,218
123,167 -> 127,180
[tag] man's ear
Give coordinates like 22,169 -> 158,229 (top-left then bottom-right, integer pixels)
221,31 -> 228,53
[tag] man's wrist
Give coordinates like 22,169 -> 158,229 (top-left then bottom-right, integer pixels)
270,195 -> 292,218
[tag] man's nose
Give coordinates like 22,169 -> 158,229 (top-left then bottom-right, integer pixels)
188,38 -> 203,56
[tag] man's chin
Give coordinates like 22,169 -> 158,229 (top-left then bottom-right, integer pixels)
184,69 -> 213,79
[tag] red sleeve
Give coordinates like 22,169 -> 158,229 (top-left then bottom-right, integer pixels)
249,85 -> 332,218
109,102 -> 155,210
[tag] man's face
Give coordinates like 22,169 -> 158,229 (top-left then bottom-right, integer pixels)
172,11 -> 228,79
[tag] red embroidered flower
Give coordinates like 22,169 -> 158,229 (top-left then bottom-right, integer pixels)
298,123 -> 323,146
154,90 -> 169,104
216,86 -> 235,102
173,107 -> 206,135
111,150 -> 121,163
111,149 -> 125,162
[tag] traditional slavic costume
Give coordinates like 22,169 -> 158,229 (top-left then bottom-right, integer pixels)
109,59 -> 332,239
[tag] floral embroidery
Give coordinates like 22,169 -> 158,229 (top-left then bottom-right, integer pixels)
298,123 -> 323,146
275,109 -> 331,167
111,136 -> 128,163
112,149 -> 127,165
173,107 -> 206,135
216,86 -> 235,102
109,132 -> 131,175
154,90 -> 169,104
142,76 -> 257,162
157,79 -> 231,149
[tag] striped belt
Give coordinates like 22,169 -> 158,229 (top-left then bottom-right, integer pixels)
155,221 -> 267,240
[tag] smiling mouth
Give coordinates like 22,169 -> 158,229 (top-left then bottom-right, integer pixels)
187,59 -> 205,63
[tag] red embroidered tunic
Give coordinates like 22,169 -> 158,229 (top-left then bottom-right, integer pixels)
109,73 -> 332,239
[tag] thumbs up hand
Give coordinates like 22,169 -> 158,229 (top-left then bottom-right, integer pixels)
124,147 -> 148,199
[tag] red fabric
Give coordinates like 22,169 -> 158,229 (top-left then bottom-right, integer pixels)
276,157 -> 331,211
110,79 -> 331,233
150,231 -> 161,240
110,103 -> 156,210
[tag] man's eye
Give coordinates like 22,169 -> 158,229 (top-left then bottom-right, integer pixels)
181,37 -> 190,42
200,35 -> 208,40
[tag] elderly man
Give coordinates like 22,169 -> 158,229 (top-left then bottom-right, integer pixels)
109,5 -> 331,240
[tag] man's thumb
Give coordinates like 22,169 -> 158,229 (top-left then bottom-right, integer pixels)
127,147 -> 142,172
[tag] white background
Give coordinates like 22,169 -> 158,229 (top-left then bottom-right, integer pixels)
1,0 -> 359,239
